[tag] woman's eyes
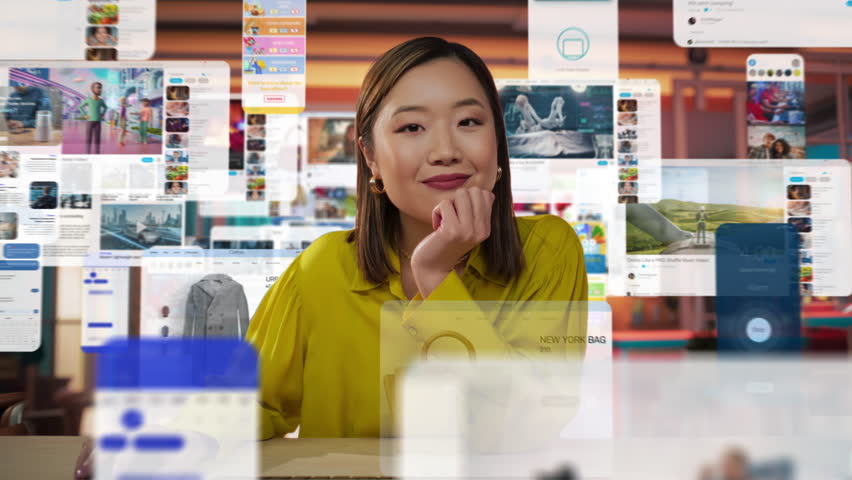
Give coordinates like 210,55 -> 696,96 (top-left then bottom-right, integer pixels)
394,118 -> 483,133
396,124 -> 423,133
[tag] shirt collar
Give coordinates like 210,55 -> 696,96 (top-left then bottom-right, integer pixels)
349,242 -> 507,293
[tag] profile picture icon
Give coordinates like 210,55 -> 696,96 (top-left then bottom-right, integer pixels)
628,273 -> 636,280
688,17 -> 697,25
687,39 -> 694,46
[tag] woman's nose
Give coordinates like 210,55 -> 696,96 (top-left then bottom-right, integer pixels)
427,127 -> 462,165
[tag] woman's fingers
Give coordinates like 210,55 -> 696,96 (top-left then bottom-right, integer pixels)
74,438 -> 94,479
451,189 -> 474,238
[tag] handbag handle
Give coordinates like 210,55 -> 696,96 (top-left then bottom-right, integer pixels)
420,330 -> 476,360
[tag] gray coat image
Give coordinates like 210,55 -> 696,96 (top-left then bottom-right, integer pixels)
184,274 -> 250,338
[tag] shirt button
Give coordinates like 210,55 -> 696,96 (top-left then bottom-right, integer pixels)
407,327 -> 417,336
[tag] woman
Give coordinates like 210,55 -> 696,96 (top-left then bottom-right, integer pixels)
248,36 -> 587,440
74,36 -> 587,477
770,138 -> 792,159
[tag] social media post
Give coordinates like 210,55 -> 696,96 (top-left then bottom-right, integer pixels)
0,0 -> 155,61
674,0 -> 852,48
39,192 -> 186,267
0,242 -> 42,352
528,0 -> 619,80
614,163 -> 783,297
497,81 -> 616,202
139,248 -> 299,339
2,64 -> 165,157
81,266 -> 130,351
95,339 -> 258,480
612,160 -> 850,297
302,114 -> 356,189
380,301 -> 611,478
243,0 -> 306,17
162,62 -> 231,199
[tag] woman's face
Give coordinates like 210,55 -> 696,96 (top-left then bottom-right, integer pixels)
364,57 -> 498,225
774,141 -> 783,153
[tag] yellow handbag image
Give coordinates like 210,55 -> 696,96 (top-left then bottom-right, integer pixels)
383,330 -> 475,422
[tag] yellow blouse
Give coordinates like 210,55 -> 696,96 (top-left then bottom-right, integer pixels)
246,214 -> 589,440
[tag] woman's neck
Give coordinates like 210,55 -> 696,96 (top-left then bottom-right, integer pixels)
398,212 -> 433,258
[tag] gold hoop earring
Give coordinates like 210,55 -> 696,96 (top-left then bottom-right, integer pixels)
369,175 -> 385,194
496,166 -> 502,182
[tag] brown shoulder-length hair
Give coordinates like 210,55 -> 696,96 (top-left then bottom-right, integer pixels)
347,36 -> 524,285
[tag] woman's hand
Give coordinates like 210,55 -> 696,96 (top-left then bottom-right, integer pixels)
74,437 -> 94,479
410,187 -> 495,298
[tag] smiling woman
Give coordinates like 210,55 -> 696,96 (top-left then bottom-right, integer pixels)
244,36 -> 589,439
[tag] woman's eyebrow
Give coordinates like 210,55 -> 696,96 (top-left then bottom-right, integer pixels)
391,98 -> 486,117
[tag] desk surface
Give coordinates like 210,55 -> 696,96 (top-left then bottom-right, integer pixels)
0,436 -> 394,479
1,128 -> 63,147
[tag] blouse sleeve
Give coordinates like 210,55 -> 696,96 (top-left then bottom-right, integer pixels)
401,216 -> 589,358
245,258 -> 305,440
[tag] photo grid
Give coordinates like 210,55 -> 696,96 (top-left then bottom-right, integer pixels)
245,113 -> 267,201
786,183 -> 813,297
164,85 -> 190,196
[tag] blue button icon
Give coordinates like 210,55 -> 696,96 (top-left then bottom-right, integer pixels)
748,59 -> 757,67
169,78 -> 184,84
789,176 -> 804,182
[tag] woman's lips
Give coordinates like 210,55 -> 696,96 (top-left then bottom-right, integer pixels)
422,174 -> 471,191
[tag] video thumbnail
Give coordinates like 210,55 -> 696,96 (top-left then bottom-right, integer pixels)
100,204 -> 182,250
626,167 -> 784,255
499,84 -> 613,159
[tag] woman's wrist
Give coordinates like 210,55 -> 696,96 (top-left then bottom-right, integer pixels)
410,259 -> 453,299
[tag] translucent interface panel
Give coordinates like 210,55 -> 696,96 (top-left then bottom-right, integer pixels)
674,0 -> 852,48
95,338 -> 257,480
610,159 -> 852,297
395,358 -> 852,479
139,248 -> 298,339
614,358 -> 852,479
81,266 -> 130,351
380,301 -> 611,478
0,62 -> 230,198
0,0 -> 156,61
242,0 -> 306,114
0,243 -> 42,352
528,0 -> 619,81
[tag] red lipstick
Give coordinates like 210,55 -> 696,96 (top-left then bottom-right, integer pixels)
422,173 -> 471,191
